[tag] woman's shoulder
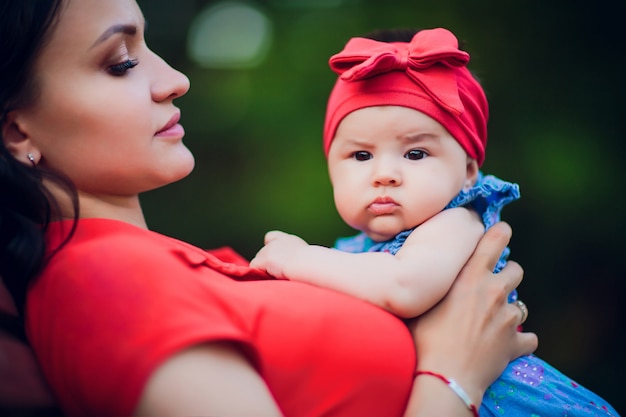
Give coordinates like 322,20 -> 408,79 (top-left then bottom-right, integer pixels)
48,217 -> 187,250
45,218 -> 204,272
28,219 -> 263,417
44,218 -> 270,284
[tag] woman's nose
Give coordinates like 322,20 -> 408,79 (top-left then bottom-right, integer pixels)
151,51 -> 190,102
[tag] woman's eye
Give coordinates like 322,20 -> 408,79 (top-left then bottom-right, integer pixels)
405,149 -> 427,160
107,59 -> 139,76
353,151 -> 372,161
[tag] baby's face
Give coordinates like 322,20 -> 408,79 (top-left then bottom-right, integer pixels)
327,105 -> 477,241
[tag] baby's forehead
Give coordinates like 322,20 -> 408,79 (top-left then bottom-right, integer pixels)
332,132 -> 442,147
333,106 -> 452,143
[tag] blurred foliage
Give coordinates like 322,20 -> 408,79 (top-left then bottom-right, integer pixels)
138,0 -> 625,411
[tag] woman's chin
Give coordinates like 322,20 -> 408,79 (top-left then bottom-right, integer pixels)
152,152 -> 196,189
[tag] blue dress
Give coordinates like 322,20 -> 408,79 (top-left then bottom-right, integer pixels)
335,172 -> 619,416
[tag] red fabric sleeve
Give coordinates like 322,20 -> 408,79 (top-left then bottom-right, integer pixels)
27,223 -> 260,417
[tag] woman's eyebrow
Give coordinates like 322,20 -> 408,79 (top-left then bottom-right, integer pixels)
90,24 -> 138,49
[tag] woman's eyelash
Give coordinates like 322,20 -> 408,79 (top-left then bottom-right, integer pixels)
107,59 -> 139,76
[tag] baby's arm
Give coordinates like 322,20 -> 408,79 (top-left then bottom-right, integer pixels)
250,207 -> 484,318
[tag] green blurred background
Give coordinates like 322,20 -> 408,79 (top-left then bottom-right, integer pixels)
138,0 -> 624,411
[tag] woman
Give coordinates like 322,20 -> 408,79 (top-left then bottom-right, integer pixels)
0,1 -> 536,416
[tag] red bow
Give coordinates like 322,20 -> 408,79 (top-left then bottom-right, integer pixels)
329,28 -> 469,115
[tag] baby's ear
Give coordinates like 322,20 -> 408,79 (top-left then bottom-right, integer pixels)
2,110 -> 40,166
465,157 -> 479,186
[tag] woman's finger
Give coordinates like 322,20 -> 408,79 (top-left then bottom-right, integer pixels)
459,222 -> 512,286
515,331 -> 539,359
497,260 -> 524,298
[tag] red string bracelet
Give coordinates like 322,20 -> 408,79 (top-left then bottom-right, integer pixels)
414,370 -> 479,417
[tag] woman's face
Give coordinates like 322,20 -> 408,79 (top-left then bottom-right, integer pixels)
14,0 -> 192,198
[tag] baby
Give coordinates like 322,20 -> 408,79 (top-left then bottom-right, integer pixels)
251,27 -> 619,416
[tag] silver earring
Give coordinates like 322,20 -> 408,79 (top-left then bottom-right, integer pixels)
27,153 -> 36,166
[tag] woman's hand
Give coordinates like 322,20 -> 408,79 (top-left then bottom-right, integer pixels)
407,222 -> 538,411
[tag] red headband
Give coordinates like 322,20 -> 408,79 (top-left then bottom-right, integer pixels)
323,28 -> 488,165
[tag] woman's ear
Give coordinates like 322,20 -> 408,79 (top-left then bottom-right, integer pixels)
2,111 -> 40,166
463,157 -> 479,190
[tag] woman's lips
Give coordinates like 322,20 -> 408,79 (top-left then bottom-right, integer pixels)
156,113 -> 184,137
156,123 -> 184,137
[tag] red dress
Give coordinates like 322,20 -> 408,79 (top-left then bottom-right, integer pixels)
25,219 -> 415,417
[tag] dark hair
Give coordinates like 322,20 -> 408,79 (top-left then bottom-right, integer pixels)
364,27 -> 468,50
364,28 -> 420,43
0,0 -> 78,314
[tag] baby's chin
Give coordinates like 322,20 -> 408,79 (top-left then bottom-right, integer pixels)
362,219 -> 412,242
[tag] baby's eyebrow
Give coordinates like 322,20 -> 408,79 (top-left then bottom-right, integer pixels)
400,132 -> 441,146
335,137 -> 374,148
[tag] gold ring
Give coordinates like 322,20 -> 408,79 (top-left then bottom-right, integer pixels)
515,299 -> 528,325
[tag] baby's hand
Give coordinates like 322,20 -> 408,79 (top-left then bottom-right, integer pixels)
250,231 -> 309,280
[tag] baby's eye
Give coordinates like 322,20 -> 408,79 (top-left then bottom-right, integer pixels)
352,151 -> 372,161
405,149 -> 427,160
107,58 -> 139,76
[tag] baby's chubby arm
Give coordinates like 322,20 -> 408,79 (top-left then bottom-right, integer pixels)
250,207 -> 484,318
393,207 -> 484,316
